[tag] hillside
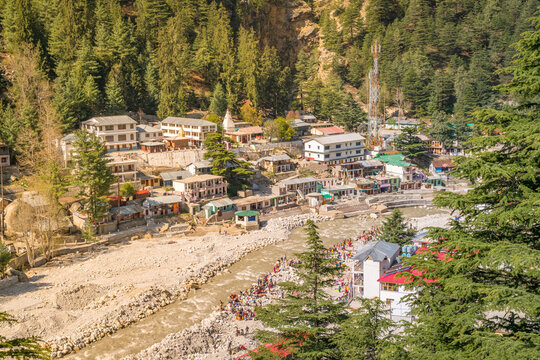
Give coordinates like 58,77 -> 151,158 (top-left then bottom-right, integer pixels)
0,0 -> 538,148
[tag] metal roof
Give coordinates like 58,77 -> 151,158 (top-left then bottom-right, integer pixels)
111,204 -> 144,215
281,177 -> 317,185
188,160 -> 212,168
82,115 -> 137,126
308,133 -> 365,145
161,117 -> 216,127
174,174 -> 223,184
203,198 -> 235,208
352,241 -> 400,262
136,124 -> 162,133
258,154 -> 291,163
160,170 -> 193,181
376,153 -> 415,167
235,210 -> 259,217
143,195 -> 183,206
358,159 -> 383,167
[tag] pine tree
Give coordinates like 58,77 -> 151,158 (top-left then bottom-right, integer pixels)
379,209 -> 415,246
333,94 -> 367,131
208,82 -> 228,117
256,220 -> 346,359
427,111 -> 454,149
105,68 -> 126,114
72,130 -> 115,227
402,15 -> 540,359
237,26 -> 260,109
394,125 -> 428,165
203,132 -> 254,196
333,298 -> 397,360
135,0 -> 172,44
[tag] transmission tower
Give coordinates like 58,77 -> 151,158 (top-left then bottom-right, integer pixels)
367,39 -> 381,149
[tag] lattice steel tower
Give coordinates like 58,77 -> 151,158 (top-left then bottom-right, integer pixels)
367,40 -> 381,148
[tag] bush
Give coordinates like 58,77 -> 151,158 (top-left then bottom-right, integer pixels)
0,245 -> 12,274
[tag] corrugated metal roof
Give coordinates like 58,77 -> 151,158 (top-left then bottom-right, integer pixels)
174,174 -> 223,184
308,133 -> 365,145
143,195 -> 183,206
358,159 -> 383,167
352,241 -> 400,262
160,170 -> 193,181
111,204 -> 144,215
258,154 -> 291,162
281,177 -> 317,185
161,117 -> 216,127
136,124 -> 162,133
82,115 -> 137,125
203,198 -> 235,208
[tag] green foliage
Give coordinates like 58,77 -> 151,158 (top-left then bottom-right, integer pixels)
0,313 -> 49,359
208,82 -> 228,117
256,220 -> 346,359
333,298 -> 397,360
120,182 -> 136,198
394,125 -> 428,164
379,209 -> 415,246
401,14 -> 540,359
333,94 -> 367,131
203,132 -> 254,196
263,117 -> 294,141
0,244 -> 11,274
72,130 -> 115,225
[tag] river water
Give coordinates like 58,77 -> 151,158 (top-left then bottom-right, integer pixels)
70,207 -> 442,359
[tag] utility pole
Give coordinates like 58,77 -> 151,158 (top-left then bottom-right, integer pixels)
117,180 -> 120,230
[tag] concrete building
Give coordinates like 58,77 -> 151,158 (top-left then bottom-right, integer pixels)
202,198 -> 236,220
186,160 -> 212,175
349,241 -> 400,299
142,195 -> 183,217
376,153 -> 415,182
304,133 -> 366,166
311,126 -> 345,136
333,159 -> 385,180
225,126 -> 264,144
256,154 -> 293,173
173,174 -> 227,202
279,177 -> 318,196
159,170 -> 193,187
136,124 -> 163,142
161,117 -> 217,147
107,157 -> 138,187
81,115 -> 138,152
430,159 -> 456,174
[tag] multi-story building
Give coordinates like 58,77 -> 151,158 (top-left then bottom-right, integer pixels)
161,117 -> 217,147
173,174 -> 227,202
256,155 -> 293,173
107,157 -> 138,188
279,177 -> 318,195
136,124 -> 163,142
348,240 -> 401,299
304,133 -> 366,166
81,115 -> 138,152
376,153 -> 415,182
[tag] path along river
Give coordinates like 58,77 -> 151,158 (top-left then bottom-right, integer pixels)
69,207 -> 444,360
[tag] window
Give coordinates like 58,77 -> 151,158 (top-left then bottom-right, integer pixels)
336,144 -> 341,149
105,135 -> 114,142
325,154 -> 329,159
1,158 -> 6,163
325,146 -> 329,150
118,124 -> 126,130
336,152 -> 341,157
118,134 -> 127,141
356,150 -> 362,154
356,142 -> 361,146
318,146 -> 320,150
385,298 -> 394,306
381,283 -> 398,292
105,125 -> 114,131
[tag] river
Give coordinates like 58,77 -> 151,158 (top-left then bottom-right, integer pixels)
70,207 -> 444,359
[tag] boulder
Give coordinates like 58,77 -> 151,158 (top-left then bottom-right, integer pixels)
6,267 -> 28,282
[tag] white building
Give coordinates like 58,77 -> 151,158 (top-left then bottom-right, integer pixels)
173,174 -> 227,202
107,157 -> 138,188
222,109 -> 235,132
136,124 -> 163,142
81,115 -> 138,152
377,263 -> 416,317
304,133 -> 366,166
349,241 -> 400,299
161,117 -> 218,147
279,177 -> 318,196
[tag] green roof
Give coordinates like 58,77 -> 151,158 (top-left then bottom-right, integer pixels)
375,153 -> 415,167
235,210 -> 259,217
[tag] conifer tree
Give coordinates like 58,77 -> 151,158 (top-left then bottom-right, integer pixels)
427,111 -> 454,149
379,209 -> 415,246
256,220 -> 346,359
333,298 -> 397,360
237,26 -> 260,109
0,313 -> 49,359
394,125 -> 428,164
72,130 -> 115,228
203,132 -> 254,196
208,82 -> 227,117
402,14 -> 540,359
333,94 -> 367,131
105,68 -> 126,114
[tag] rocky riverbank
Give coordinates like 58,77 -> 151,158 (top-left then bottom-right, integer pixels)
46,213 -> 330,358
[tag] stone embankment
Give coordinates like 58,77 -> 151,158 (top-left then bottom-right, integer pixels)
48,214 -> 329,358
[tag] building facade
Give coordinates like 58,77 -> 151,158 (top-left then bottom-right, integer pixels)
173,174 -> 227,202
304,133 -> 366,166
107,158 -> 138,188
81,116 -> 138,152
136,124 -> 163,142
279,177 -> 318,195
161,117 -> 217,147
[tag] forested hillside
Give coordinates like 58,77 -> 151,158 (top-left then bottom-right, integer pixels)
0,0 -> 537,150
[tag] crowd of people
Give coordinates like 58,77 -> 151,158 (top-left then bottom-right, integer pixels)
220,226 -> 383,321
